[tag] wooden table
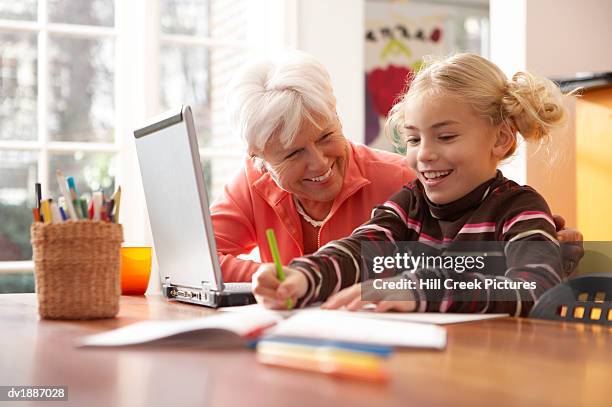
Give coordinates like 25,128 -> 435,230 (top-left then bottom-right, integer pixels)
0,294 -> 610,407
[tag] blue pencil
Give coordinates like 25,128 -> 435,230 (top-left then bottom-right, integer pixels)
251,336 -> 394,357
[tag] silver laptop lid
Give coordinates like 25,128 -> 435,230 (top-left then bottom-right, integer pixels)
134,105 -> 222,292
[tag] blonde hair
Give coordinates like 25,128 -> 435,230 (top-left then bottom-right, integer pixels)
225,50 -> 337,159
385,53 -> 566,158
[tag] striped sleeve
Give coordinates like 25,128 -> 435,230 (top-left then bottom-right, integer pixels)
499,188 -> 563,314
290,185 -> 419,306
413,188 -> 563,316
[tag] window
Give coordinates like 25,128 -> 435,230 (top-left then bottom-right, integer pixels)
0,0 -> 284,291
157,0 -> 256,199
0,1 -> 118,284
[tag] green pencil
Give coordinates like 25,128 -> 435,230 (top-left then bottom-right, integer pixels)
266,228 -> 294,310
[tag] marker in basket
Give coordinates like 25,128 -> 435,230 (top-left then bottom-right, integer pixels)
59,206 -> 68,221
40,199 -> 52,224
265,228 -> 294,310
56,170 -> 78,220
103,199 -> 115,222
79,197 -> 89,220
35,182 -> 42,211
92,191 -> 103,221
111,186 -> 121,223
34,182 -> 42,222
32,208 -> 41,222
50,201 -> 62,224
66,176 -> 84,219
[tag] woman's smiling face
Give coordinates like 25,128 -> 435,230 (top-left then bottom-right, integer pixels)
403,92 -> 501,204
261,116 -> 348,205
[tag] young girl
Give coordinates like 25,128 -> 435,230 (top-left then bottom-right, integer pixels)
252,53 -> 567,316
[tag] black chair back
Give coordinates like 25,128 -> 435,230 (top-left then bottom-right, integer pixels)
530,273 -> 612,325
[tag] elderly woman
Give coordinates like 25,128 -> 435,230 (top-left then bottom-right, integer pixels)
212,50 -> 581,286
212,51 -> 413,282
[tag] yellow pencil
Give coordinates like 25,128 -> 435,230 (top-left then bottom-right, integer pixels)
112,186 -> 121,223
41,199 -> 52,224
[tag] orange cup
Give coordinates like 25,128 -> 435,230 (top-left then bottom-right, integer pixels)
120,246 -> 152,295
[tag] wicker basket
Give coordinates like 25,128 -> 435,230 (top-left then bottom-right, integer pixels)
31,221 -> 123,319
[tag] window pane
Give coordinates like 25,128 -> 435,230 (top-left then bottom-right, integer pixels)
160,45 -> 210,147
159,45 -> 250,151
0,0 -> 37,21
160,0 -> 209,36
48,152 -> 116,200
209,0 -> 249,43
48,35 -> 114,142
160,0 -> 250,42
48,0 -> 114,27
0,32 -> 38,141
208,47 -> 249,150
0,151 -> 37,261
0,272 -> 35,293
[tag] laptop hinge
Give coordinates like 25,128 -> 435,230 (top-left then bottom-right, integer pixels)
202,281 -> 222,293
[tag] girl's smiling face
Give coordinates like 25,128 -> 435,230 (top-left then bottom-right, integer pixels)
403,92 -> 508,205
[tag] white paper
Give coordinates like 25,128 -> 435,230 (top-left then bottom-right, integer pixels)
326,310 -> 509,325
79,311 -> 282,347
268,311 -> 447,350
221,303 -> 508,325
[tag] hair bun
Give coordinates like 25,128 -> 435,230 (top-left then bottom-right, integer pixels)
502,72 -> 566,141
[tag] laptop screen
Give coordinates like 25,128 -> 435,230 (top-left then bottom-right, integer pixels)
134,105 -> 222,291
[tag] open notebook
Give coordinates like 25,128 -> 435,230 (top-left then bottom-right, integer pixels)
78,309 -> 448,350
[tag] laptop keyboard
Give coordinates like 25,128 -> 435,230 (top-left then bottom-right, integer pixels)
224,282 -> 252,292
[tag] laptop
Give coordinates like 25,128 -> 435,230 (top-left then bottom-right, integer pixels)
133,105 -> 256,307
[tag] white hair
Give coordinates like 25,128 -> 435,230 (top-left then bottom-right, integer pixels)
225,50 -> 337,156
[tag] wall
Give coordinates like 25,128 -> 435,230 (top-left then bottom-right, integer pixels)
294,0 -> 366,143
525,0 -> 612,78
490,0 -> 612,228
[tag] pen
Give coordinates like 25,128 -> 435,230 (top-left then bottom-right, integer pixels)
66,176 -> 84,219
79,197 -> 88,220
35,182 -> 42,222
92,191 -> 103,221
66,176 -> 79,200
88,199 -> 94,219
111,186 -> 121,223
50,201 -> 62,224
266,228 -> 293,310
35,182 -> 41,211
104,199 -> 115,222
56,170 -> 78,220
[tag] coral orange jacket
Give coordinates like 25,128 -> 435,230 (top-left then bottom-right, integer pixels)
210,141 -> 415,282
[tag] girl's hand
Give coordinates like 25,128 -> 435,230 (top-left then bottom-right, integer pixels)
321,279 -> 417,312
252,264 -> 308,309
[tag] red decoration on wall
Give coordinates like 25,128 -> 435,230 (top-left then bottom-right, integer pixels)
366,65 -> 413,117
430,28 -> 442,43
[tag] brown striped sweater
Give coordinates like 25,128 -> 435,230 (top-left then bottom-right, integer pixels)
289,171 -> 563,316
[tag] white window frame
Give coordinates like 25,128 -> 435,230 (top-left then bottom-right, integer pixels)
0,0 -> 119,273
